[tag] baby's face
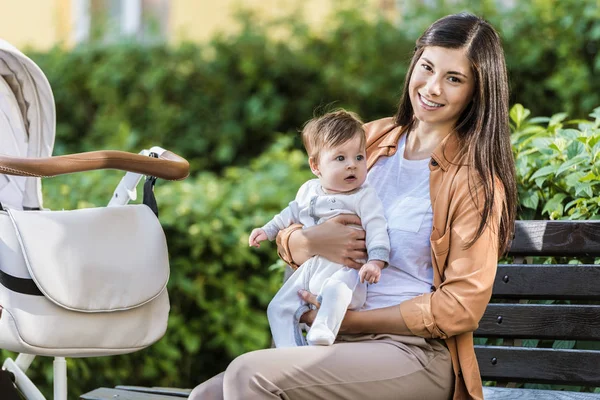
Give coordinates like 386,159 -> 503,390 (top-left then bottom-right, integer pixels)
314,136 -> 367,194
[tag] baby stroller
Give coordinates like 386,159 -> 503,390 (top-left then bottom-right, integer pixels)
0,40 -> 189,399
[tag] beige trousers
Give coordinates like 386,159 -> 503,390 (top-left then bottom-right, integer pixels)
188,334 -> 453,400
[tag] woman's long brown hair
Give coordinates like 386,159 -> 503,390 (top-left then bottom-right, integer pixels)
395,13 -> 517,254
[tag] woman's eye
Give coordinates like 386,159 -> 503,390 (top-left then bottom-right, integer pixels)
356,155 -> 364,161
448,76 -> 461,83
336,156 -> 345,161
421,63 -> 433,72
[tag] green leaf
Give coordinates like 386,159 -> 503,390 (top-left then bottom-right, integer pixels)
564,198 -> 584,212
565,171 -> 586,187
575,182 -> 594,198
548,138 -> 567,153
579,172 -> 598,182
549,112 -> 568,127
542,193 -> 568,217
530,165 -> 558,181
510,104 -> 530,128
555,154 -> 589,176
521,339 -> 539,347
590,106 -> 600,120
528,117 -> 551,124
521,191 -> 539,210
552,340 -> 576,349
566,139 -> 587,160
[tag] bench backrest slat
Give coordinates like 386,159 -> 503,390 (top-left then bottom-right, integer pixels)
475,304 -> 600,340
492,265 -> 600,300
508,220 -> 600,257
476,220 -> 600,391
476,346 -> 600,386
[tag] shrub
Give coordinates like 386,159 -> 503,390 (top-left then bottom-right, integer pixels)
511,103 -> 600,221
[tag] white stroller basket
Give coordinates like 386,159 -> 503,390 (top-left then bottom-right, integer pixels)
0,41 -> 189,399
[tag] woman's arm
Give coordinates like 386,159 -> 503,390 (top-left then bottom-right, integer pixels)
276,214 -> 368,269
298,290 -> 412,335
341,307 -> 412,335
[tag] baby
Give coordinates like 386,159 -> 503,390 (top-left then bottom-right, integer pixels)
249,110 -> 390,347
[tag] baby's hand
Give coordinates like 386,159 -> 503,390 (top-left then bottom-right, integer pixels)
359,261 -> 383,284
249,228 -> 268,248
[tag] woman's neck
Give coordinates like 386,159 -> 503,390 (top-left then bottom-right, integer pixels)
404,122 -> 452,160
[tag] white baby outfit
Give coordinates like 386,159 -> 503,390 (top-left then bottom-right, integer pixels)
262,179 -> 390,347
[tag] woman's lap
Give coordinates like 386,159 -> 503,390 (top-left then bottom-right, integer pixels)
189,334 -> 453,400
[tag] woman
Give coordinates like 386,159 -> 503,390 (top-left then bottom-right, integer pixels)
189,12 -> 517,400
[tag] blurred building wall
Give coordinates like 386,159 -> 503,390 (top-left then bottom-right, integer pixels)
0,0 -> 71,50
0,0 -> 395,50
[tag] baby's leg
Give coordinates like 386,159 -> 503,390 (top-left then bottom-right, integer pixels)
307,267 -> 365,346
267,258 -> 314,347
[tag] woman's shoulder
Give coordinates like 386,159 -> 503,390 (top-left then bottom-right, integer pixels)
363,117 -> 401,145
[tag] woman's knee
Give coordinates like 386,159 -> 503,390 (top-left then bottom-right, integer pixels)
224,351 -> 262,384
223,351 -> 282,398
188,371 -> 225,400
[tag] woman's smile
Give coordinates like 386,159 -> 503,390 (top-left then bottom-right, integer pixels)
418,93 -> 444,110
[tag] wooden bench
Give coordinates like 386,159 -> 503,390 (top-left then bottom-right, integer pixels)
479,220 -> 600,399
81,220 -> 600,399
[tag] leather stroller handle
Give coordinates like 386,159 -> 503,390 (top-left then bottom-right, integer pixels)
0,150 -> 190,181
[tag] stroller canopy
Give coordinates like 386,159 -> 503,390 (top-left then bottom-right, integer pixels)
0,40 -> 55,210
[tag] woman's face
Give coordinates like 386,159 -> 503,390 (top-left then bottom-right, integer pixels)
409,46 -> 475,130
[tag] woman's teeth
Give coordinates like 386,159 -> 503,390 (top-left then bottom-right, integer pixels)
421,95 -> 443,107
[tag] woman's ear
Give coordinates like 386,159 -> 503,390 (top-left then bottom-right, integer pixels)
309,156 -> 320,176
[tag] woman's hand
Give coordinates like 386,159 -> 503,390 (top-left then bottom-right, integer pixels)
298,289 -> 412,336
303,214 -> 367,269
298,289 -> 320,326
298,289 -> 355,333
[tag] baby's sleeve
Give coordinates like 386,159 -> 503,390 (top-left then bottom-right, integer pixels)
261,180 -> 312,241
357,187 -> 390,265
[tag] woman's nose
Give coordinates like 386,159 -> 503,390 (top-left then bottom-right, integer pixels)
425,76 -> 442,96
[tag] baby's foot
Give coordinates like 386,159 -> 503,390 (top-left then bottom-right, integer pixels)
306,324 -> 335,346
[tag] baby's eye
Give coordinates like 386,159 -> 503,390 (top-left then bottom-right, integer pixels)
356,155 -> 365,161
336,156 -> 345,161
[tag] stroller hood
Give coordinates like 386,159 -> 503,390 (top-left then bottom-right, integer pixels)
0,40 -> 55,210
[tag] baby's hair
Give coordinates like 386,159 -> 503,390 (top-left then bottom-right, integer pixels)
301,109 -> 365,162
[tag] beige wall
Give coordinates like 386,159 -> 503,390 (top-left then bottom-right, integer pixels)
0,0 -> 392,50
169,0 -> 337,43
0,0 -> 71,50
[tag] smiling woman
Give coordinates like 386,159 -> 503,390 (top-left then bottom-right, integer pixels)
189,12 -> 517,400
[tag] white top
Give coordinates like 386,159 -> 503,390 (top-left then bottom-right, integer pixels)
262,179 -> 390,264
364,133 -> 433,310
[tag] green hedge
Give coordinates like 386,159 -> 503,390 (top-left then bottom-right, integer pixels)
512,104 -> 600,222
